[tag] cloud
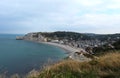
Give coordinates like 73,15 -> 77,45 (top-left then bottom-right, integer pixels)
0,0 -> 120,34
73,0 -> 103,7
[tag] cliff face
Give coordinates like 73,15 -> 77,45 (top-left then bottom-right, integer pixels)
23,33 -> 45,42
16,36 -> 24,40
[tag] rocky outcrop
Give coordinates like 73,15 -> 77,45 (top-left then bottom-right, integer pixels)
16,36 -> 24,40
23,33 -> 45,42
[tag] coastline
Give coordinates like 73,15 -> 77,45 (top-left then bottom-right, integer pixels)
39,42 -> 86,54
37,41 -> 91,62
23,39 -> 77,54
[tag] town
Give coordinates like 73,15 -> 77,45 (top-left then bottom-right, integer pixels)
17,31 -> 120,55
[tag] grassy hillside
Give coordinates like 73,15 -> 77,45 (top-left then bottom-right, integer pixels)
27,51 -> 120,78
39,31 -> 93,40
38,31 -> 120,41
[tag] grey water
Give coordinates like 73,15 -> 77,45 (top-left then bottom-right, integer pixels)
0,34 -> 66,75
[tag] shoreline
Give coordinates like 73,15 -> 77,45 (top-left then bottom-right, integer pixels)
23,39 -> 87,55
23,40 -> 78,54
38,42 -> 91,62
23,39 -> 89,61
39,42 -> 86,55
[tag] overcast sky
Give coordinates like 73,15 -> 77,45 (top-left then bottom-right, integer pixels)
0,0 -> 120,34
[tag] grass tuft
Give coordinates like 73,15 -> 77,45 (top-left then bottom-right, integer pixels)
27,51 -> 120,78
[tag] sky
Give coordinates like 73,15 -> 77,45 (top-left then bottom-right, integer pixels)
0,0 -> 120,34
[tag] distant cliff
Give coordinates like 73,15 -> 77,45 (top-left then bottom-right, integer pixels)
23,33 -> 45,42
22,32 -> 120,48
22,31 -> 96,41
23,31 -> 120,41
21,32 -> 120,54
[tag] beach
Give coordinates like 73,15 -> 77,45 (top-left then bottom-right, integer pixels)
40,42 -> 91,62
40,42 -> 86,54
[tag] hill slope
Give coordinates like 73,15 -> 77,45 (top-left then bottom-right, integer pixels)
27,51 -> 120,78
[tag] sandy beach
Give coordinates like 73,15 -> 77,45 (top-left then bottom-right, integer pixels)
40,42 -> 91,62
23,39 -> 91,61
40,42 -> 85,54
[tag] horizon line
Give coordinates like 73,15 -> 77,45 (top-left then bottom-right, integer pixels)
0,31 -> 120,35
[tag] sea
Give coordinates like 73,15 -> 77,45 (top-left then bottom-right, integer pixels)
0,34 -> 66,76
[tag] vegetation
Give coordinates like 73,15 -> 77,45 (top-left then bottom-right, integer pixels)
39,31 -> 96,40
37,31 -> 120,41
113,39 -> 120,50
22,32 -> 120,78
26,51 -> 120,78
1,31 -> 120,78
93,39 -> 120,56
